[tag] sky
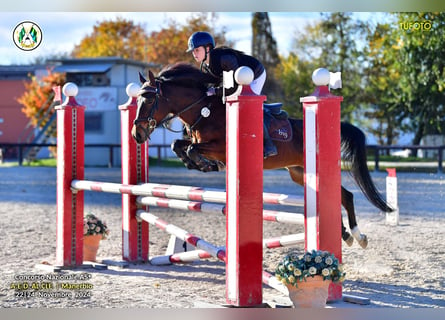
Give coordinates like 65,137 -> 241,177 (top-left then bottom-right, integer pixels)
0,12 -> 383,66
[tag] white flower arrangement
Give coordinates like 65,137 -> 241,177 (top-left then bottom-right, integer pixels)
83,213 -> 110,240
275,250 -> 345,287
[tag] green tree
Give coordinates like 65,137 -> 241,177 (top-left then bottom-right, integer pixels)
362,17 -> 404,145
274,53 -> 313,118
393,12 -> 445,145
365,13 -> 445,146
280,13 -> 369,121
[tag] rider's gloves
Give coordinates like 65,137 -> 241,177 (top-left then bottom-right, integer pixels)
206,87 -> 216,96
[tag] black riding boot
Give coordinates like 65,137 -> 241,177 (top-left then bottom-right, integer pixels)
263,123 -> 277,158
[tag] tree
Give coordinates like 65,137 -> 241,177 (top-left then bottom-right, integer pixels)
71,17 -> 149,61
393,12 -> 445,145
274,53 -> 313,118
71,14 -> 231,71
281,13 -> 369,122
365,13 -> 445,146
251,12 -> 280,69
251,12 -> 282,102
144,13 -> 231,68
362,17 -> 404,145
17,69 -> 66,128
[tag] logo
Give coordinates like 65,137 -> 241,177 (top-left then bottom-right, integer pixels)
12,21 -> 43,51
399,20 -> 432,32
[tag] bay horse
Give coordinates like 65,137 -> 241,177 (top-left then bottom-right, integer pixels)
132,62 -> 393,249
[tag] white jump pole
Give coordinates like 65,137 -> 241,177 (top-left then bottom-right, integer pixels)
386,168 -> 399,225
119,83 -> 149,262
55,83 -> 85,267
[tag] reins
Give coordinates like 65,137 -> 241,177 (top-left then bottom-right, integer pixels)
157,94 -> 208,132
136,79 -> 210,135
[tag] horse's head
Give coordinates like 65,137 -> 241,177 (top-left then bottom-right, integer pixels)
131,63 -> 220,144
131,70 -> 170,144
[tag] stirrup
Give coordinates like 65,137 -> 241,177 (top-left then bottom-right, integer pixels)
263,147 -> 278,159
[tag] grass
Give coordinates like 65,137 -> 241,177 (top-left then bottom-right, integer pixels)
0,157 -> 184,168
25,158 -> 57,167
367,155 -> 439,163
148,157 -> 184,168
2,156 -> 441,173
366,165 -> 439,173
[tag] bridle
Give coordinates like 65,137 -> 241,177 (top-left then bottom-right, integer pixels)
134,79 -> 210,136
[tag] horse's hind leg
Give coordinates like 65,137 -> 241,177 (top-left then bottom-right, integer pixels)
287,166 -> 358,247
342,186 -> 368,248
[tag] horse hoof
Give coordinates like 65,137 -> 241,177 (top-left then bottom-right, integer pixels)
344,235 -> 354,247
358,235 -> 368,249
216,161 -> 226,171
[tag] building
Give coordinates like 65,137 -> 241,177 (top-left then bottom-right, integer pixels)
1,57 -> 184,166
0,65 -> 48,158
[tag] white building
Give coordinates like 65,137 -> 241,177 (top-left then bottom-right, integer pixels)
51,57 -> 183,167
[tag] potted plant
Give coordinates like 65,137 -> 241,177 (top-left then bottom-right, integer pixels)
83,213 -> 110,262
275,250 -> 345,307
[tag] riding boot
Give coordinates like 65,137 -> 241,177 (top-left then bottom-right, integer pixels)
263,123 -> 277,158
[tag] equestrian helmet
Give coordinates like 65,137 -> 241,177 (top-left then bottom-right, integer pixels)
186,31 -> 215,52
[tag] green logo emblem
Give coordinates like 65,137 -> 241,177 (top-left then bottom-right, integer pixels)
13,21 -> 43,51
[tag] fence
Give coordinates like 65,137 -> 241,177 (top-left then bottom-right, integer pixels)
368,145 -> 445,173
0,143 -> 171,167
3,143 -> 444,173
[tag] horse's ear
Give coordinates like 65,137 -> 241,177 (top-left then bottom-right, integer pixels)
148,70 -> 156,85
139,72 -> 147,84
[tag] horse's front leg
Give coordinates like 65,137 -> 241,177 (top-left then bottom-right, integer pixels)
171,139 -> 200,170
186,142 -> 226,172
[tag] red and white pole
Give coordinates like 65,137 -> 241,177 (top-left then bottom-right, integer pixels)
225,67 -> 265,306
386,168 -> 399,225
119,83 -> 149,262
301,68 -> 343,301
56,83 -> 85,267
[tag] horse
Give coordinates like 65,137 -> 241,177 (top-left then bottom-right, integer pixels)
131,62 -> 393,249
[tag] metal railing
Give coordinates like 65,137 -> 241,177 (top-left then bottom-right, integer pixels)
2,143 -> 444,173
0,143 -> 173,167
367,145 -> 445,173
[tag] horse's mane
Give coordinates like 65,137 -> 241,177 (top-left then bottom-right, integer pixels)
157,62 -> 218,89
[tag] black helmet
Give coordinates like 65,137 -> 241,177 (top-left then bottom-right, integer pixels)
186,31 -> 215,52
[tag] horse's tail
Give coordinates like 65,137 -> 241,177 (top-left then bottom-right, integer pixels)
340,122 -> 394,212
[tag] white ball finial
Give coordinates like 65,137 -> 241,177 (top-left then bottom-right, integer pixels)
62,82 -> 78,97
234,66 -> 254,85
312,68 -> 330,86
126,83 -> 140,97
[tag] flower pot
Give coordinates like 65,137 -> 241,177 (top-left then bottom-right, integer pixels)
286,276 -> 331,308
83,234 -> 102,262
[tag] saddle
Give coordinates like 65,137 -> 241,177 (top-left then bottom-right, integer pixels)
263,103 -> 292,142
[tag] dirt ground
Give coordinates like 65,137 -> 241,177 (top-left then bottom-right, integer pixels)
0,165 -> 444,308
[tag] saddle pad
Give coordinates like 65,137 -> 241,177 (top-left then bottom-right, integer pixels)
269,118 -> 293,142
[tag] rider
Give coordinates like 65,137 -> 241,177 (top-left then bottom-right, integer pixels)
186,31 -> 277,159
